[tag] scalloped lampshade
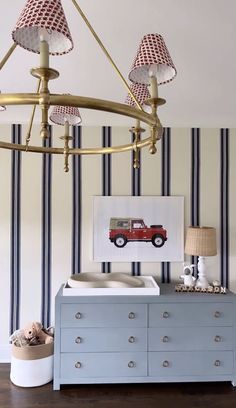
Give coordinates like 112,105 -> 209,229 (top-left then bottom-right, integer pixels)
12,0 -> 73,55
129,34 -> 177,86
125,83 -> 151,108
49,105 -> 82,126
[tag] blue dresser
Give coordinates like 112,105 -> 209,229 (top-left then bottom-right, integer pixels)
53,284 -> 236,390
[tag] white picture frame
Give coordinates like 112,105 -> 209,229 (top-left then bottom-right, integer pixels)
93,196 -> 184,262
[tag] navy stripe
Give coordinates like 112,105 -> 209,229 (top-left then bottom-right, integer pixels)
191,128 -> 200,226
10,124 -> 21,334
220,129 -> 224,285
191,129 -> 195,225
102,126 -> 111,273
72,126 -> 82,275
225,130 -> 229,288
41,128 -> 52,327
131,130 -> 141,276
190,128 -> 200,270
220,129 -> 229,288
161,128 -> 171,283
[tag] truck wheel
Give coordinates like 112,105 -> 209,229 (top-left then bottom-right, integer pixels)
114,235 -> 127,248
152,234 -> 165,248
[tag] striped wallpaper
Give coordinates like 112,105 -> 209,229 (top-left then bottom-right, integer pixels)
10,124 -> 21,335
191,128 -> 200,272
102,126 -> 111,274
161,127 -> 171,283
131,129 -> 141,277
41,128 -> 52,328
0,124 -> 234,358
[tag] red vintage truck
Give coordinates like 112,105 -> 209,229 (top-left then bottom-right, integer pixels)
109,217 -> 167,248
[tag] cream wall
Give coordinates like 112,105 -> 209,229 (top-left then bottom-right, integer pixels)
0,125 -> 235,361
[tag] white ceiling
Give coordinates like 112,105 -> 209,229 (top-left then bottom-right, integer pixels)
0,0 -> 235,127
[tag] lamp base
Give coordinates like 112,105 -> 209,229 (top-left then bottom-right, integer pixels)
195,256 -> 209,289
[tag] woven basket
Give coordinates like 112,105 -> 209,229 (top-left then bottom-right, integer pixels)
10,343 -> 53,387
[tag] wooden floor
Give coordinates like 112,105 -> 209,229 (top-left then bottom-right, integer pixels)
1,364 -> 236,408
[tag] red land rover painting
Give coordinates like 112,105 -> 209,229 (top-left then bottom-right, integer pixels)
109,217 -> 168,248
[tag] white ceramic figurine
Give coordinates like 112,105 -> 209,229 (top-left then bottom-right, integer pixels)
180,264 -> 196,287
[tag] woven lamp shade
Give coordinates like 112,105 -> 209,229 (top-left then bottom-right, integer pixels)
49,105 -> 82,126
185,227 -> 217,257
125,83 -> 150,108
12,0 -> 73,55
129,34 -> 177,86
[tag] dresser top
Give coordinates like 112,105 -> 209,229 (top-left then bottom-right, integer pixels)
56,283 -> 236,304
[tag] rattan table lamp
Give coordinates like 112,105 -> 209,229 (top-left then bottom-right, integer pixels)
185,226 -> 217,289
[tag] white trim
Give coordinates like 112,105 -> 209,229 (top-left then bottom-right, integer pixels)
0,344 -> 11,362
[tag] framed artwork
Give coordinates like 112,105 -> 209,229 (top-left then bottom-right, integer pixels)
93,196 -> 184,262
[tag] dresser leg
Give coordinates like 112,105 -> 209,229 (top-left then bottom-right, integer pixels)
53,380 -> 60,390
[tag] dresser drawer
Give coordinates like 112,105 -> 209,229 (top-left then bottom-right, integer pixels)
61,303 -> 147,327
148,327 -> 233,351
149,303 -> 233,327
61,328 -> 147,352
61,352 -> 147,378
148,351 -> 233,376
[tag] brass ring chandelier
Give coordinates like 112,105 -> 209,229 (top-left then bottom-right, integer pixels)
0,0 -> 177,172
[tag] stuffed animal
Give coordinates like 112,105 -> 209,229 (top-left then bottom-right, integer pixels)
9,329 -> 29,347
24,321 -> 54,345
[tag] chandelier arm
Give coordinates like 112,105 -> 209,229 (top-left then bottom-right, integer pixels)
0,93 -> 164,126
0,43 -> 17,71
0,136 -> 152,155
49,94 -> 163,125
70,0 -> 143,112
0,94 -> 40,105
0,141 -> 63,154
25,79 -> 41,150
71,137 -> 151,154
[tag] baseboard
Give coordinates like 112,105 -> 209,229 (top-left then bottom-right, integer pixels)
0,344 -> 11,363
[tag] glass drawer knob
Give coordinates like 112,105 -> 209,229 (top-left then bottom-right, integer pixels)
214,311 -> 221,318
162,311 -> 169,318
214,335 -> 221,342
214,360 -> 221,367
75,361 -> 81,369
162,360 -> 169,367
128,336 -> 135,343
75,336 -> 82,344
162,336 -> 169,343
128,361 -> 135,368
128,312 -> 135,319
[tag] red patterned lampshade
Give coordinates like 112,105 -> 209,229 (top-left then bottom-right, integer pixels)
49,105 -> 82,126
129,34 -> 177,86
12,0 -> 73,55
125,83 -> 151,108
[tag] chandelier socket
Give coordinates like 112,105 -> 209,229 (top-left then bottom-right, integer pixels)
145,97 -> 166,109
60,135 -> 73,141
31,67 -> 59,82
